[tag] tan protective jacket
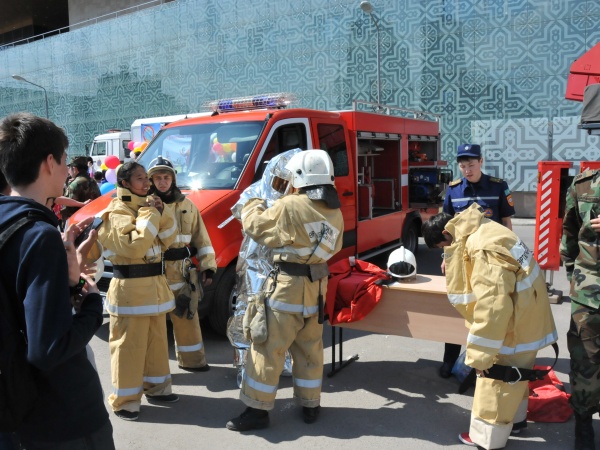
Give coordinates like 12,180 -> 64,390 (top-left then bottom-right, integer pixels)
97,187 -> 178,316
164,196 -> 217,289
241,192 -> 344,316
444,204 -> 557,370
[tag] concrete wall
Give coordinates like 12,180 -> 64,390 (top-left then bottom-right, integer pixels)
68,0 -> 169,26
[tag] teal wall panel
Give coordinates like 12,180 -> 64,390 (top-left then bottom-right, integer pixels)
0,0 -> 598,191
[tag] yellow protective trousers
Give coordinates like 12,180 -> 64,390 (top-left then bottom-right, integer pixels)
169,312 -> 207,368
240,308 -> 323,410
108,314 -> 173,412
470,351 -> 537,449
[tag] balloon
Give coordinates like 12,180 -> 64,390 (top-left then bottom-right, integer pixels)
105,168 -> 117,184
100,182 -> 115,195
134,146 -> 142,153
140,142 -> 148,150
223,143 -> 236,153
213,142 -> 223,154
105,155 -> 120,169
127,141 -> 135,151
100,163 -> 108,171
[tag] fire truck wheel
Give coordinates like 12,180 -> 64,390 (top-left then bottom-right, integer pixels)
208,264 -> 236,335
402,222 -> 419,256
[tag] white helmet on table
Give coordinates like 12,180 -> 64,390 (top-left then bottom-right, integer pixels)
285,149 -> 335,189
387,246 -> 417,280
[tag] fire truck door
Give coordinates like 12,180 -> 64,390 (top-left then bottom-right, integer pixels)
252,119 -> 310,182
310,119 -> 357,249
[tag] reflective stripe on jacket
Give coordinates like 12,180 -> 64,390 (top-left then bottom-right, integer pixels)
98,187 -> 177,316
444,203 -> 557,370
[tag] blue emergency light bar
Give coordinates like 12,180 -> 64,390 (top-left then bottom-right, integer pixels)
208,93 -> 295,113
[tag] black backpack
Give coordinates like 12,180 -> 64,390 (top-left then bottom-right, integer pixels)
0,211 -> 50,431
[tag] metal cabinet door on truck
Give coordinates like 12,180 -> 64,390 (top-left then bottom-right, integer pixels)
307,117 -> 357,260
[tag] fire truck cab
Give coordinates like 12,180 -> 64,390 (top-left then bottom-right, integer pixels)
71,94 -> 451,334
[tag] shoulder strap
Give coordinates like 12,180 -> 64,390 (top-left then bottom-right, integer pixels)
0,212 -> 47,251
0,211 -> 52,337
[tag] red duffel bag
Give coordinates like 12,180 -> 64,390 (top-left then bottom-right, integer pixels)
527,365 -> 573,423
325,257 -> 390,325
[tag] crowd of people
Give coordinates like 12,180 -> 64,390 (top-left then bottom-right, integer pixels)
0,112 -> 599,450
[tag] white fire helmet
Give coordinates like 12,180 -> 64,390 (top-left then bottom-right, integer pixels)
285,149 -> 335,189
387,246 -> 417,280
147,156 -> 176,181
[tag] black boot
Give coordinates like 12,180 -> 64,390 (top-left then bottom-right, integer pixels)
226,407 -> 269,432
575,412 -> 595,450
302,406 -> 321,424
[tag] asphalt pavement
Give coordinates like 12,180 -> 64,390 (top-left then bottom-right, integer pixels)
89,220 -> 578,449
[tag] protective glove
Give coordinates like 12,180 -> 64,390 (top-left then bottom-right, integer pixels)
173,293 -> 191,318
242,293 -> 268,344
186,269 -> 200,320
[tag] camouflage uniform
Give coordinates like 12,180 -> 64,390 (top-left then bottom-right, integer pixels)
61,174 -> 101,220
560,169 -> 600,416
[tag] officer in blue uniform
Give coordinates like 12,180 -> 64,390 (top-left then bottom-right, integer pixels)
439,143 -> 516,378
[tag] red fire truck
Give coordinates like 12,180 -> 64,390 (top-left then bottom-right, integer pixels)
71,94 -> 452,334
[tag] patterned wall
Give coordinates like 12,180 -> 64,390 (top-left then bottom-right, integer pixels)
0,0 -> 598,193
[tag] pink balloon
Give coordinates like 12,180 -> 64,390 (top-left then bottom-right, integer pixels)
105,155 -> 120,169
213,143 -> 224,155
127,141 -> 135,151
105,168 -> 117,184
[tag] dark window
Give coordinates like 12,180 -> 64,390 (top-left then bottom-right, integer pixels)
318,124 -> 348,177
254,123 -> 308,182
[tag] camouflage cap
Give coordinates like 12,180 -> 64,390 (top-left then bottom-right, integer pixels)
68,156 -> 89,169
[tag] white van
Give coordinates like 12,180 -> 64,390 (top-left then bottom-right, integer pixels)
88,130 -> 132,170
130,113 -> 210,143
89,113 -> 211,171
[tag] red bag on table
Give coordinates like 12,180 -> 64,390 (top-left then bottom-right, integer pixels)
325,257 -> 390,325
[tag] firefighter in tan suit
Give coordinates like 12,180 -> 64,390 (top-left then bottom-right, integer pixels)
148,157 -> 217,371
422,203 -> 557,449
227,150 -> 344,431
96,161 -> 179,421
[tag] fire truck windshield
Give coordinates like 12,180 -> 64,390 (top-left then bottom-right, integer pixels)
138,121 -> 263,190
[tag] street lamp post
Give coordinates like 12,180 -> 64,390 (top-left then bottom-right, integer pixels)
360,1 -> 382,107
12,74 -> 49,119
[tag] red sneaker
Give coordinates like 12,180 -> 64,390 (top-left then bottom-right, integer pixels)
458,432 -> 477,447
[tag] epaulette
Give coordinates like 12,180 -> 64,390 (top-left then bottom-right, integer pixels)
574,169 -> 597,184
449,179 -> 461,187
488,176 -> 504,183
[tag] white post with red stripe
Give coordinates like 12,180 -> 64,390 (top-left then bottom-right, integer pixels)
534,161 -> 572,271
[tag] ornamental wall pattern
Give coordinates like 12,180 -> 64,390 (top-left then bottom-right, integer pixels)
0,0 -> 598,192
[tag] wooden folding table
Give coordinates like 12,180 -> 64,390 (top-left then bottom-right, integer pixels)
328,274 -> 468,376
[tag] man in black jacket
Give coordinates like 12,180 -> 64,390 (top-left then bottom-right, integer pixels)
0,113 -> 115,449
